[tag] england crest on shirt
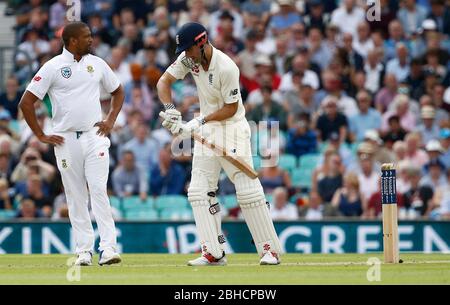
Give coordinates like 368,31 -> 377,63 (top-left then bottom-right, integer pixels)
61,66 -> 72,79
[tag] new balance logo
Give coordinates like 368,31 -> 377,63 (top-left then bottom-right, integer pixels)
229,89 -> 238,96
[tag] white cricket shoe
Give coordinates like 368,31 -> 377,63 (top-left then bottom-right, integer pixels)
260,251 -> 281,265
187,253 -> 227,266
75,252 -> 93,266
98,249 -> 122,266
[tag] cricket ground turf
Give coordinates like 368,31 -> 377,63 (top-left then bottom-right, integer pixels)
0,253 -> 449,285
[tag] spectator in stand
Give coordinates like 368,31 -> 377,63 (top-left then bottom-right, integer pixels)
120,125 -> 161,173
0,75 -> 22,120
439,128 -> 450,168
315,151 -> 344,203
279,53 -> 320,93
364,48 -> 386,95
382,94 -> 416,133
307,27 -> 333,71
214,10 -> 244,58
268,0 -> 302,36
353,21 -> 375,59
303,0 -> 330,34
0,179 -> 13,210
364,130 -> 395,165
244,55 -> 282,110
418,94 -> 447,128
319,131 -> 354,168
315,96 -> 348,143
258,156 -> 292,194
108,47 -> 132,86
236,29 -> 262,82
347,141 -> 381,173
397,0 -> 428,38
404,165 -> 435,217
432,168 -> 450,219
285,75 -> 320,124
269,187 -> 298,220
393,140 -> 408,163
149,143 -> 186,196
15,198 -> 43,219
382,115 -> 408,149
11,147 -> 55,184
331,172 -> 365,217
15,174 -> 52,217
415,106 -> 441,144
427,0 -> 450,35
355,143 -> 380,203
375,74 -> 399,113
384,20 -> 409,61
404,132 -> 429,167
177,0 -> 210,28
424,139 -> 446,173
299,190 -> 325,220
349,90 -> 382,143
112,150 -> 148,200
420,159 -> 447,190
49,0 -> 67,31
208,0 -> 244,42
386,43 -> 411,83
0,140 -> 15,184
330,0 -> 365,37
286,113 -> 317,158
246,86 -> 287,131
341,32 -> 364,72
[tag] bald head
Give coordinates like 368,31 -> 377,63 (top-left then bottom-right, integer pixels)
62,22 -> 89,47
62,22 -> 92,58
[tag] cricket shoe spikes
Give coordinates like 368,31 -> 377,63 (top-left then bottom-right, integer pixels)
75,252 -> 93,266
98,249 -> 122,266
187,252 -> 227,266
260,251 -> 281,265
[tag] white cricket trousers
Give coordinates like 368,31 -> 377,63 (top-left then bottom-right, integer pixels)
54,127 -> 117,254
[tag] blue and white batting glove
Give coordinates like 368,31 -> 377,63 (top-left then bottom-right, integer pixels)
160,109 -> 181,130
173,116 -> 206,138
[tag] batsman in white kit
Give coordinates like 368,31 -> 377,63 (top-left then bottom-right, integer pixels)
19,22 -> 124,266
158,22 -> 282,266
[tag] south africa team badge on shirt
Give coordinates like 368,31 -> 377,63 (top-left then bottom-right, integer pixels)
61,67 -> 72,79
87,65 -> 94,74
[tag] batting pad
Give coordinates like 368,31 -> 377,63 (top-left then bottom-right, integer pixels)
235,173 -> 283,257
190,200 -> 224,259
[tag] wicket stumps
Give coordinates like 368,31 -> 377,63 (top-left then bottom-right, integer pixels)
381,163 -> 400,263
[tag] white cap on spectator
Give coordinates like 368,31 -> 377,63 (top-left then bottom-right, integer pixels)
425,140 -> 444,153
301,77 -> 316,88
444,87 -> 450,104
421,106 -> 435,119
254,54 -> 272,66
278,0 -> 294,6
422,19 -> 437,31
364,130 -> 382,145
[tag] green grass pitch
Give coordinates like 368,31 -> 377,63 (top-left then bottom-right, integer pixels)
0,253 -> 449,285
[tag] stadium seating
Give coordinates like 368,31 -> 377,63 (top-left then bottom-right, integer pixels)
298,153 -> 320,170
278,154 -> 297,172
154,195 -> 189,210
109,196 -> 122,211
221,194 -> 238,210
291,168 -> 314,190
125,209 -> 159,221
0,209 -> 16,220
122,196 -> 154,211
252,155 -> 261,171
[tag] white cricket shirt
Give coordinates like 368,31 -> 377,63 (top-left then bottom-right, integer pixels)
166,46 -> 245,123
26,48 -> 120,132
